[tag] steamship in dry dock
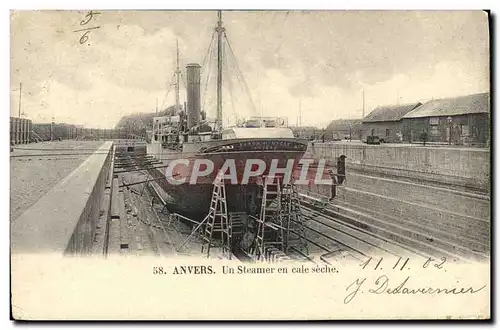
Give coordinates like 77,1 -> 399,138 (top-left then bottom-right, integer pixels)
146,11 -> 309,219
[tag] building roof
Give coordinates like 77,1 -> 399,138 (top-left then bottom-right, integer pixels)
363,102 -> 422,123
327,119 -> 362,130
403,92 -> 490,119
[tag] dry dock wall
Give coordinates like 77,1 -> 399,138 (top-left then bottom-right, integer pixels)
11,141 -> 113,254
303,142 -> 490,258
308,143 -> 490,192
114,139 -> 147,153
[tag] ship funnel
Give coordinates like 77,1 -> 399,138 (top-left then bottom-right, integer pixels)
186,63 -> 201,130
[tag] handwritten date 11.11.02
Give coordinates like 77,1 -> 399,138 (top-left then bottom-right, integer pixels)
74,11 -> 101,45
360,257 -> 447,271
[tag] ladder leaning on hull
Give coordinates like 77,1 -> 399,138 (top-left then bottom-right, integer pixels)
201,173 -> 232,259
251,176 -> 309,262
253,175 -> 286,261
282,183 -> 308,255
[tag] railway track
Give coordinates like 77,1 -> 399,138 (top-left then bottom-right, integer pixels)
298,192 -> 488,264
100,150 -> 178,257
100,149 -> 480,265
299,200 -> 427,263
140,177 -> 428,265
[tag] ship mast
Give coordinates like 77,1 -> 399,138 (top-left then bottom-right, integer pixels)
215,10 -> 225,131
175,38 -> 181,113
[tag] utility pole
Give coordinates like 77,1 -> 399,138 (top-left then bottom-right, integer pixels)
156,97 -> 158,114
299,100 -> 302,127
362,90 -> 365,119
18,82 -> 22,118
51,116 -> 55,141
361,89 -> 366,141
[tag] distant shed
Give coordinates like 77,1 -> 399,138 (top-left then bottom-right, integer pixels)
362,102 -> 422,143
402,92 -> 490,146
326,119 -> 363,140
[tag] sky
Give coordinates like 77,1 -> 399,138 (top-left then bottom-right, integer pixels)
10,10 -> 490,128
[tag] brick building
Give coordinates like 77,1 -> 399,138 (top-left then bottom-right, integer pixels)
402,92 -> 490,146
361,102 -> 422,143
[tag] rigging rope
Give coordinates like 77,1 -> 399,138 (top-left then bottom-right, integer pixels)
202,33 -> 217,113
201,31 -> 216,73
198,27 -> 262,120
180,72 -> 187,91
273,11 -> 290,56
223,32 -> 257,115
160,73 -> 176,111
222,40 -> 238,125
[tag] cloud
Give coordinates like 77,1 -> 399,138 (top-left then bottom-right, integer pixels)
234,11 -> 489,95
10,10 -> 489,128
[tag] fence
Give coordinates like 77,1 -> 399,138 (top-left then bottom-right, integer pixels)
9,118 -> 147,144
10,117 -> 32,145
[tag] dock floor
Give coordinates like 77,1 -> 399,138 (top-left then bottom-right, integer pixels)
10,140 -> 105,221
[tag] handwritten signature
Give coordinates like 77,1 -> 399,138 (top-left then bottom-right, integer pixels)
344,275 -> 486,304
74,11 -> 101,45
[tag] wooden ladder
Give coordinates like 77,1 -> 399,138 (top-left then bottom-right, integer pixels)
283,183 -> 309,255
254,175 -> 285,261
201,174 -> 232,258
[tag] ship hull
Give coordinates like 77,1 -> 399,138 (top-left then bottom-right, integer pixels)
147,138 -> 309,220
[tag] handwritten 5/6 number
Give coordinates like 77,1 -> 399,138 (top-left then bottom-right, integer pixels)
74,11 -> 101,45
80,10 -> 101,26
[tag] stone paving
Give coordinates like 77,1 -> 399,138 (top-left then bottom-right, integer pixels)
10,140 -> 104,221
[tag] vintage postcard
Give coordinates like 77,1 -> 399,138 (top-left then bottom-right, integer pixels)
9,9 -> 491,320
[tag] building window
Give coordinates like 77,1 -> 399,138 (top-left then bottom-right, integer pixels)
429,125 -> 439,137
461,125 -> 469,136
429,117 -> 439,137
385,129 -> 390,137
429,117 -> 439,125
